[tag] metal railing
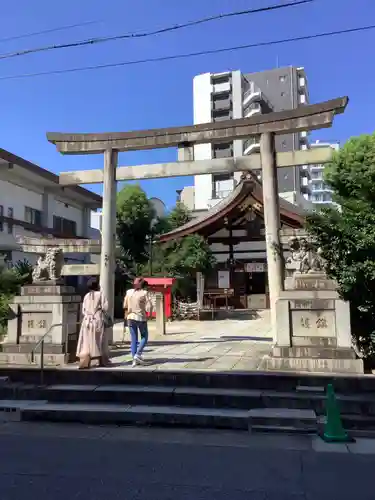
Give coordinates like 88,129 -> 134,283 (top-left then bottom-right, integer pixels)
30,321 -> 81,386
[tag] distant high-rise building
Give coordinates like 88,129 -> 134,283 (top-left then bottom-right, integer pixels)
190,67 -> 310,211
309,140 -> 340,208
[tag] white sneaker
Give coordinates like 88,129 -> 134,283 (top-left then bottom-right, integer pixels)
134,354 -> 146,365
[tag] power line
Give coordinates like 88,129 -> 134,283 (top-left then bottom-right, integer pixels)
0,1 -> 313,61
0,23 -> 371,82
0,20 -> 102,44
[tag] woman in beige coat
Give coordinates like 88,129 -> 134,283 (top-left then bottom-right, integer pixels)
76,279 -> 110,369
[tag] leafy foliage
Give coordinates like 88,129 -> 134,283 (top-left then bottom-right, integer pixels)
116,184 -> 155,265
166,202 -> 192,230
306,133 -> 375,357
134,201 -> 216,298
0,261 -> 32,337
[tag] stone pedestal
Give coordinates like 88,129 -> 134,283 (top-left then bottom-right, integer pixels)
0,283 -> 81,366
263,273 -> 363,374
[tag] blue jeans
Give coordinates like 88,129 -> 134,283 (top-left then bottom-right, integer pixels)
128,320 -> 149,357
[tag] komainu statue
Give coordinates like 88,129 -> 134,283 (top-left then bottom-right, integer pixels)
288,236 -> 325,274
32,248 -> 64,283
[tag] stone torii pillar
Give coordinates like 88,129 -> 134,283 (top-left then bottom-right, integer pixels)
261,133 -> 284,333
100,149 -> 118,331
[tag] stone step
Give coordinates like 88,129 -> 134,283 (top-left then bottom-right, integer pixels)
2,383 -> 375,416
2,366 -> 375,393
0,353 -> 67,366
248,408 -> 317,434
18,401 -> 249,429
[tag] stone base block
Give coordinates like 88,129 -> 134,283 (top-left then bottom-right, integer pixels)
261,355 -> 363,374
292,336 -> 337,347
272,346 -> 356,360
21,284 -> 76,296
1,343 -> 66,354
0,352 -> 69,366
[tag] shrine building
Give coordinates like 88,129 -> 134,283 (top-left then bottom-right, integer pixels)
159,174 -> 304,311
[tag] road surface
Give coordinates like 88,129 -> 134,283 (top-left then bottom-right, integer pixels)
0,422 -> 374,499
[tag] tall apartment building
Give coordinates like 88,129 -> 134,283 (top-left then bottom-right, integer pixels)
191,66 -> 310,211
309,140 -> 340,207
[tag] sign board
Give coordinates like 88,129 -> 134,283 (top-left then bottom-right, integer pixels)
61,264 -> 100,276
218,270 -> 230,289
245,262 -> 266,273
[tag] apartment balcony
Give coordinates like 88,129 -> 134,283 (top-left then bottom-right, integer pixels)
310,163 -> 325,171
211,178 -> 236,202
300,166 -> 311,180
212,143 -> 233,158
243,102 -> 261,118
299,76 -> 306,88
243,81 -> 271,109
212,96 -> 232,112
243,136 -> 260,155
212,81 -> 231,94
300,130 -> 309,143
212,188 -> 234,200
311,185 -> 332,194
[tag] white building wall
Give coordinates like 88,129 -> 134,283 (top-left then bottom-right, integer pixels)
0,179 -> 43,219
231,70 -> 244,184
193,73 -> 214,210
0,177 -> 95,266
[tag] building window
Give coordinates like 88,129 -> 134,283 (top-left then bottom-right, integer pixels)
212,173 -> 234,200
0,205 -> 3,232
211,74 -> 230,85
53,216 -> 77,237
212,142 -> 233,158
25,207 -> 42,226
7,208 -> 13,234
279,75 -> 286,83
311,170 -> 323,179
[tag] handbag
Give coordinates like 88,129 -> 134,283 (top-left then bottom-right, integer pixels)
103,311 -> 114,328
93,292 -> 113,329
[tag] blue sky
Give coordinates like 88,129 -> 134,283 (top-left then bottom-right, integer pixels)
1,0 -> 374,209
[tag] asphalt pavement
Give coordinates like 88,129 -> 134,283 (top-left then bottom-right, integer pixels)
0,422 -> 374,499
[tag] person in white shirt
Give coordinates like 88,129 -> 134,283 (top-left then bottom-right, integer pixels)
123,277 -> 153,367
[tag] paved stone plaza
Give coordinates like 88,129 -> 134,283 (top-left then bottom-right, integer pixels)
109,311 -> 273,371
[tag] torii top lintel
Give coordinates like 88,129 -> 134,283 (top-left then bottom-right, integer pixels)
46,97 -> 348,155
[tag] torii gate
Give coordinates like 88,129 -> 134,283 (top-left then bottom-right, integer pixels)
47,96 -> 348,340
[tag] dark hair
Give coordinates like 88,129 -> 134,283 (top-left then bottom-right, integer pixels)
88,279 -> 100,292
141,280 -> 148,289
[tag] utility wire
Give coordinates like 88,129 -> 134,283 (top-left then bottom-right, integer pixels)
0,0 -> 313,61
0,20 -> 102,44
0,23 -> 370,82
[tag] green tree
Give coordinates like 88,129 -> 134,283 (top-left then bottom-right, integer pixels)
140,202 -> 215,298
167,202 -> 192,230
116,184 -> 155,265
0,261 -> 32,337
306,133 -> 375,357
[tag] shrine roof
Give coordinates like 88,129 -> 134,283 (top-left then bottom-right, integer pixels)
158,175 -> 305,242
